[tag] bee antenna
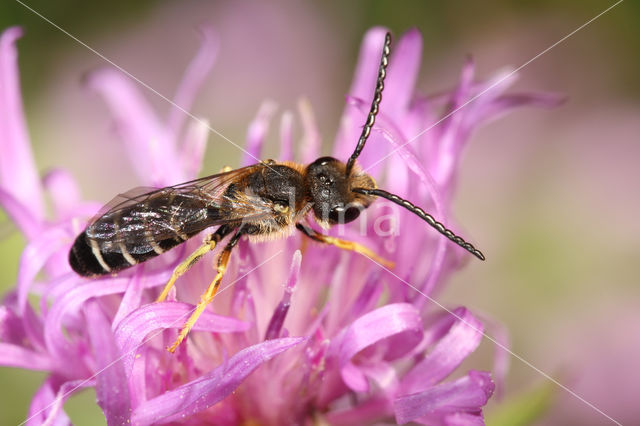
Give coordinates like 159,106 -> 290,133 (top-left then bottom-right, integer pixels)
352,187 -> 486,261
345,32 -> 392,176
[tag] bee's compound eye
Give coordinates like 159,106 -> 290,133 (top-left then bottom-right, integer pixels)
328,205 -> 361,224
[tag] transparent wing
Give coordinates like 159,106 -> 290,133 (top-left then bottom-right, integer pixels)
84,165 -> 273,252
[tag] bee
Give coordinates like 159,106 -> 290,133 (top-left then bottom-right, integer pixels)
69,33 -> 484,352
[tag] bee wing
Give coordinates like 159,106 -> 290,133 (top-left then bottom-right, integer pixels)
85,165 -> 272,252
89,186 -> 159,220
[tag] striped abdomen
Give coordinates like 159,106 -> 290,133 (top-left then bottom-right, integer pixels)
69,193 -> 214,277
68,229 -> 194,277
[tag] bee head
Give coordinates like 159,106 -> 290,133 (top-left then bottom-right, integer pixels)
305,156 -> 376,226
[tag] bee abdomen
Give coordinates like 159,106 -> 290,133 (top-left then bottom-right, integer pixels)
69,231 -> 184,277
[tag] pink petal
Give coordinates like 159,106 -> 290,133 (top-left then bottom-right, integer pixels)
26,378 -> 72,426
358,360 -> 399,391
0,27 -> 44,220
347,271 -> 383,319
17,227 -> 69,314
44,273 -> 166,371
394,370 -> 494,424
23,301 -> 46,351
86,68 -> 179,186
114,301 -> 250,376
333,303 -> 423,392
332,27 -> 388,162
167,26 -> 218,138
85,300 -> 131,425
326,396 -> 392,425
298,99 -> 322,164
439,68 -> 518,178
178,117 -> 209,179
472,91 -> 566,125
264,250 -> 301,340
242,101 -> 277,166
279,111 -> 294,161
343,97 -> 452,302
0,342 -> 52,370
131,337 -> 304,424
1,294 -> 45,351
383,28 -> 422,116
433,59 -> 476,187
347,27 -> 389,110
0,303 -> 24,344
27,377 -> 95,426
42,169 -> 82,220
479,314 -> 511,399
401,307 -> 484,394
0,186 -> 40,240
111,268 -> 145,328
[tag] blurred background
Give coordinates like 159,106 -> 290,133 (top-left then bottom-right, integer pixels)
1,1 -> 638,424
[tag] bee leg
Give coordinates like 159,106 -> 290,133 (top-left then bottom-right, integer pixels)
156,225 -> 234,302
167,228 -> 244,353
295,223 -> 395,269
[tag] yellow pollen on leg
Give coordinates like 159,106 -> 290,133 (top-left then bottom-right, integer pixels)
156,240 -> 216,303
167,246 -> 232,353
322,236 -> 395,269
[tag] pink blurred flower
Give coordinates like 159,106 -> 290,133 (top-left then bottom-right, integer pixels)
0,26 -> 560,425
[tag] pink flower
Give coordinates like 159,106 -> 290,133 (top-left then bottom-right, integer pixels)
0,26 -> 560,425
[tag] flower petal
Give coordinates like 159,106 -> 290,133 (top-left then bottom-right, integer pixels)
264,250 -> 301,340
0,27 -> 44,220
347,271 -> 383,320
401,307 -> 484,394
279,110 -> 294,161
394,370 -> 494,424
344,97 -> 452,301
298,98 -> 322,164
333,303 -> 423,392
242,100 -> 277,166
17,227 -> 69,314
480,314 -> 511,399
0,343 -> 52,370
26,377 -> 94,426
114,301 -> 250,376
44,273 -> 167,371
0,303 -> 23,344
384,28 -> 422,116
333,27 -> 388,162
131,337 -> 304,424
0,186 -> 40,240
86,68 -> 179,186
111,268 -> 145,328
326,396 -> 391,425
42,169 -> 82,220
179,117 -> 209,179
347,27 -> 389,111
167,26 -> 218,138
1,293 -> 46,351
85,300 -> 131,426
472,91 -> 566,125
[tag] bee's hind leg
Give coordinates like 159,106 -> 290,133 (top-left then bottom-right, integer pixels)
167,227 -> 244,353
296,223 -> 395,269
156,225 -> 234,302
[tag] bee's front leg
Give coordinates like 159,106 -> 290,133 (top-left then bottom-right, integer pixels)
295,223 -> 394,269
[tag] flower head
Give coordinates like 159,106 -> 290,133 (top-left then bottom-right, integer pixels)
0,26 -> 561,425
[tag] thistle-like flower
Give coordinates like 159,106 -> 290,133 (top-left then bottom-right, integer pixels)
0,26 -> 560,425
